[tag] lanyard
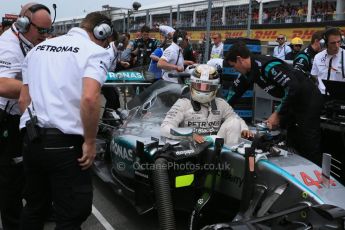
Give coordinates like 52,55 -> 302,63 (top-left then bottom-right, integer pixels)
278,45 -> 286,56
175,49 -> 181,66
10,25 -> 32,57
326,50 -> 345,80
325,56 -> 334,96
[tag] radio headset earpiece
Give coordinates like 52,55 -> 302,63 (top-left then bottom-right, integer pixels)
93,20 -> 113,41
323,27 -> 343,47
16,4 -> 51,33
173,29 -> 187,46
52,4 -> 57,25
319,38 -> 326,49
177,37 -> 183,45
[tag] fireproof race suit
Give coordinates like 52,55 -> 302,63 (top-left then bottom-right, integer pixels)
161,97 -> 248,145
293,45 -> 318,75
227,54 -> 324,164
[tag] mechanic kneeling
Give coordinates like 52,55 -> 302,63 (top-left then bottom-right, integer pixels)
18,12 -> 112,230
160,64 -> 252,145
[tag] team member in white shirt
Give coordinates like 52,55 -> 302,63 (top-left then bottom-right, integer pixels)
311,28 -> 345,95
18,12 -> 112,230
273,34 -> 292,60
0,3 -> 52,230
158,29 -> 188,83
210,33 -> 224,59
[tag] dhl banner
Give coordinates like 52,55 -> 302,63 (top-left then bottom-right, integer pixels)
144,26 -> 345,42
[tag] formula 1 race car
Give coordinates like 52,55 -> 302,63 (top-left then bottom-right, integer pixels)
94,71 -> 345,230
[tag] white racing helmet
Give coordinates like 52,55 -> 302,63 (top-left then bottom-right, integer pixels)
190,64 -> 220,104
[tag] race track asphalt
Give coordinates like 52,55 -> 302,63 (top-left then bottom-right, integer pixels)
1,174 -> 189,230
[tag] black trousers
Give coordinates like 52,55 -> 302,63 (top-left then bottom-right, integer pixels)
102,87 -> 120,111
21,130 -> 93,230
0,112 -> 24,230
283,78 -> 324,165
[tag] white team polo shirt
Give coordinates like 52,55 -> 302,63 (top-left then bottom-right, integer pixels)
210,42 -> 224,59
161,42 -> 184,83
0,25 -> 33,115
311,48 -> 345,94
273,44 -> 292,60
20,27 -> 111,135
106,41 -> 118,72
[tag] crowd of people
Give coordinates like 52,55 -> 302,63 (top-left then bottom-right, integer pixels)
264,1 -> 337,23
126,0 -> 339,30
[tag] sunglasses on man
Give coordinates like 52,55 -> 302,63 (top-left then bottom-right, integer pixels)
31,22 -> 54,34
277,37 -> 285,40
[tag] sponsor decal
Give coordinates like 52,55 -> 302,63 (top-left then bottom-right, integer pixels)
233,78 -> 241,87
272,71 -> 282,81
175,149 -> 195,156
111,142 -> 133,161
193,127 -> 217,135
107,71 -> 145,81
263,85 -> 275,93
220,170 -> 244,188
99,60 -> 107,73
0,60 -> 11,68
36,45 -> 79,53
299,170 -> 336,188
0,60 -> 11,66
187,120 -> 221,127
138,27 -> 345,42
271,68 -> 277,76
281,78 -> 290,86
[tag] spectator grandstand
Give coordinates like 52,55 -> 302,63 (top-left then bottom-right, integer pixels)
51,0 -> 344,44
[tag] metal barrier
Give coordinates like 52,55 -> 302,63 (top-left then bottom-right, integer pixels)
118,0 -> 343,63
52,0 -> 344,61
53,1 -> 344,38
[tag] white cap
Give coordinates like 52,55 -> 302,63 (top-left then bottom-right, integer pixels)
159,25 -> 175,37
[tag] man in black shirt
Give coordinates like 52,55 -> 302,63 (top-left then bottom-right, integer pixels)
225,41 -> 324,165
132,25 -> 159,68
183,37 -> 196,68
293,31 -> 324,75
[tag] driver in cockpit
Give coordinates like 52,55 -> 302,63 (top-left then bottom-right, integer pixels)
160,64 -> 253,145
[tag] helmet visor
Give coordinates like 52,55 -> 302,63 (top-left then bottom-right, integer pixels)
191,82 -> 218,92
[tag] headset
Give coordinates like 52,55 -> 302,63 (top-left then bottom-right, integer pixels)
322,27 -> 344,47
173,29 -> 187,46
93,20 -> 113,41
16,4 -> 51,33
